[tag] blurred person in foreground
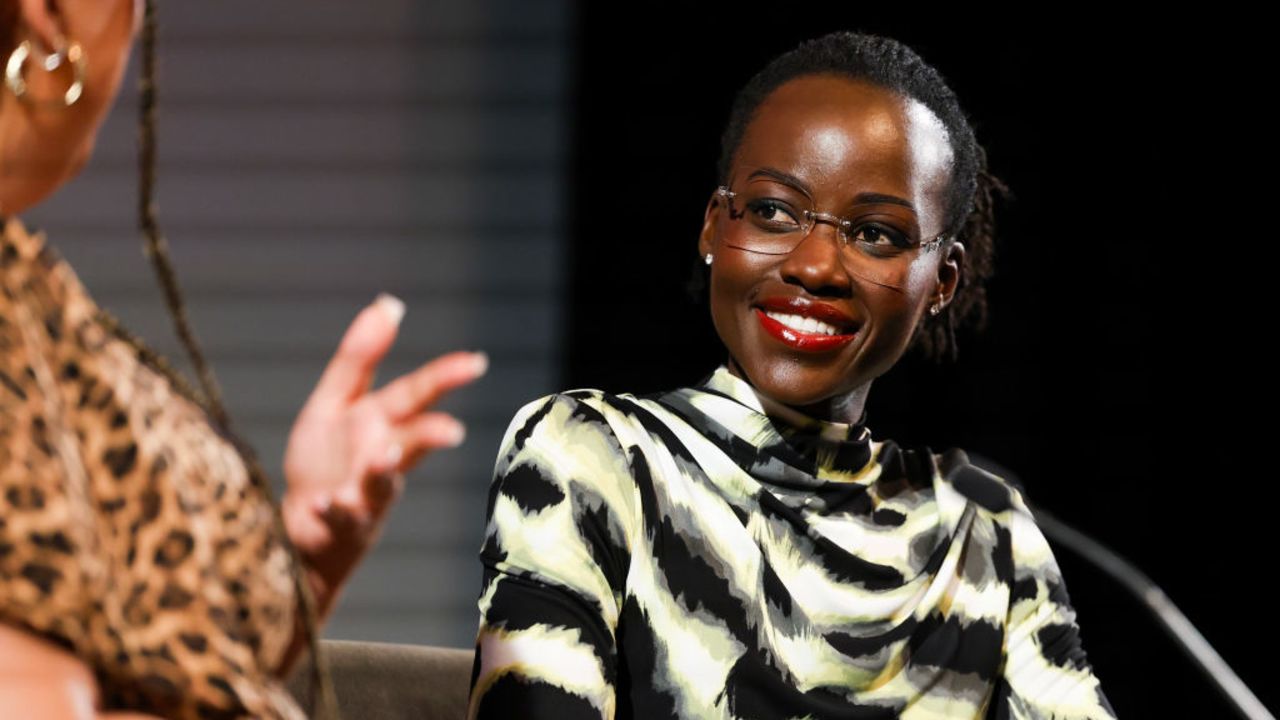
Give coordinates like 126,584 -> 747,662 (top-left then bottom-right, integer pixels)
0,0 -> 487,717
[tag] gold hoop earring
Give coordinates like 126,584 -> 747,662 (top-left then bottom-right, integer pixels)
5,37 -> 86,107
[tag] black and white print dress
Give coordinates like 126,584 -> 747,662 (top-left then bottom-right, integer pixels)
468,364 -> 1116,719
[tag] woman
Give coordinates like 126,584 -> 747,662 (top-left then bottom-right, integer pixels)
469,31 -> 1117,719
0,0 -> 486,717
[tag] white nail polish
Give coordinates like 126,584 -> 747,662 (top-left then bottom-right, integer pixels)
447,421 -> 466,447
384,442 -> 404,469
374,293 -> 405,326
471,351 -> 489,376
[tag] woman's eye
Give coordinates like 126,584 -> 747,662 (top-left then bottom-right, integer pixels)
853,225 -> 911,249
747,200 -> 801,229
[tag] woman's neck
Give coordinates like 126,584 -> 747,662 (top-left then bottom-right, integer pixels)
725,355 -> 871,424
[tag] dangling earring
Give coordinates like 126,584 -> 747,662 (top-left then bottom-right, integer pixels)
5,36 -> 86,107
929,297 -> 943,316
704,253 -> 713,265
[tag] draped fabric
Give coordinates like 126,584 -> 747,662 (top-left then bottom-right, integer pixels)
469,365 -> 1116,719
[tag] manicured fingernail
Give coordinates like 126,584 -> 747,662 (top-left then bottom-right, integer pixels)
446,420 -> 466,447
374,292 -> 405,326
471,351 -> 489,376
383,442 -> 404,470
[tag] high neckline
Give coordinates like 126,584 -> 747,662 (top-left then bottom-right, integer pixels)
701,363 -> 871,448
653,364 -> 887,499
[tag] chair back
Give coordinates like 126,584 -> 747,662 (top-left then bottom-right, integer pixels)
287,639 -> 473,720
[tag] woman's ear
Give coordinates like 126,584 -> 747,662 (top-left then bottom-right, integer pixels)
16,0 -> 65,51
697,190 -> 721,260
939,240 -> 965,304
17,0 -> 135,54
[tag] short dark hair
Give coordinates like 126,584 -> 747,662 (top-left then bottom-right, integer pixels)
689,30 -> 1010,363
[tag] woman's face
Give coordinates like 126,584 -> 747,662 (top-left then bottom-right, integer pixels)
698,74 -> 964,418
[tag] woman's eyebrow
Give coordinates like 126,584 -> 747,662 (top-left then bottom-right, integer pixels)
746,166 -> 916,211
855,192 -> 915,211
747,167 -> 812,196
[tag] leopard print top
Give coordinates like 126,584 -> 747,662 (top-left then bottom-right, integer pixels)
0,217 -> 305,719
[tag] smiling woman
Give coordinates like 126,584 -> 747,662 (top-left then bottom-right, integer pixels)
700,72 -> 968,420
468,30 -> 1117,720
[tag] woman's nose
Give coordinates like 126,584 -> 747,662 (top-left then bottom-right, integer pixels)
778,223 -> 853,298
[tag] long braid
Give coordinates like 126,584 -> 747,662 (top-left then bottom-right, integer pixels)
132,0 -> 225,428
90,1 -> 340,716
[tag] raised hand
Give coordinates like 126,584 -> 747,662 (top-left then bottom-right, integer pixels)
279,293 -> 487,615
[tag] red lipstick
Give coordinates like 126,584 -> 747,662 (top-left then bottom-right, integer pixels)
756,296 -> 857,329
753,298 -> 858,352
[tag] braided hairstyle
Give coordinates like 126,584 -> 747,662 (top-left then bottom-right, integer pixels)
16,1 -> 341,717
689,30 -> 1011,364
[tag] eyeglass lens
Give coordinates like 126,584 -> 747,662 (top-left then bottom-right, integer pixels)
719,185 -> 929,291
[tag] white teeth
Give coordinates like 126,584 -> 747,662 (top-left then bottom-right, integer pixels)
764,311 -> 843,336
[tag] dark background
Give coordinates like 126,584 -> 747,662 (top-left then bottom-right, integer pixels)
567,7 -> 1272,717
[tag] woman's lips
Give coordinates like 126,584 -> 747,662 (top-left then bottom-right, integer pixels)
754,308 -> 857,352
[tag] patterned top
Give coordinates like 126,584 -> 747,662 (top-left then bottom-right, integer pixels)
0,218 -> 304,719
469,365 -> 1117,719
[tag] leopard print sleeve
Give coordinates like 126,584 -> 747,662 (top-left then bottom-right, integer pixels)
0,219 -> 101,657
0,217 -> 305,720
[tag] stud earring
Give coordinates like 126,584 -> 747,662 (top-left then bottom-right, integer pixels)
704,253 -> 713,265
929,299 -> 943,316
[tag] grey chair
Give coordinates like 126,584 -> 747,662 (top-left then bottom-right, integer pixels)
287,640 -> 474,720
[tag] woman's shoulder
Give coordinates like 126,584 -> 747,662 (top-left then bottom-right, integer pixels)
0,217 -> 88,304
930,445 -> 1033,518
490,385 -> 688,511
2,215 -> 58,265
499,384 -> 675,451
0,218 -> 107,366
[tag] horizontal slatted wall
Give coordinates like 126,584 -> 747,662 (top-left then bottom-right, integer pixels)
24,0 -> 569,647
